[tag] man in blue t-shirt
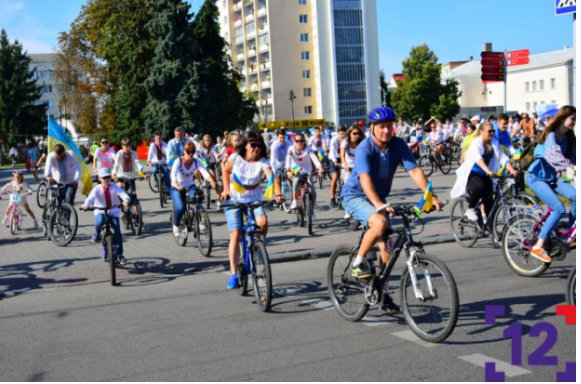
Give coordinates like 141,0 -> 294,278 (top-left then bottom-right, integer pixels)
342,106 -> 443,284
494,113 -> 514,155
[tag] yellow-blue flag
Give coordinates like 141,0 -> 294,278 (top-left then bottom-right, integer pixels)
47,117 -> 92,195
232,173 -> 246,194
264,173 -> 275,199
413,181 -> 434,216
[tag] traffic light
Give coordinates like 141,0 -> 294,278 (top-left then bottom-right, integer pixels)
481,51 -> 505,82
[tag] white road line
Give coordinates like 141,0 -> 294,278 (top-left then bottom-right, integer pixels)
391,330 -> 439,348
458,354 -> 531,378
300,299 -> 334,311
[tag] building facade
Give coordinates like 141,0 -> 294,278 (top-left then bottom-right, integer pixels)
29,53 -> 60,119
441,48 -> 575,118
218,0 -> 380,128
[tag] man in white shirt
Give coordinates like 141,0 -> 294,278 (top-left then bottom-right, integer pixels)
328,127 -> 346,207
45,144 -> 82,205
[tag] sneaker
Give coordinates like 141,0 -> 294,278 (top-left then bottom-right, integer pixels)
351,261 -> 373,279
381,293 -> 401,314
216,201 -> 221,209
530,247 -> 552,263
330,198 -> 337,208
33,219 -> 39,229
290,200 -> 297,210
116,255 -> 127,266
465,209 -> 478,221
227,274 -> 240,289
173,225 -> 180,237
343,211 -> 351,220
91,234 -> 101,243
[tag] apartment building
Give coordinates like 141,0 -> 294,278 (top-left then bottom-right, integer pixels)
218,0 -> 380,128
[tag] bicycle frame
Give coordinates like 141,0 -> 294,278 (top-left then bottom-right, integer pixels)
239,208 -> 261,276
520,207 -> 576,250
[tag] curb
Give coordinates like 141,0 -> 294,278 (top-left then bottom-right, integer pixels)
269,234 -> 457,264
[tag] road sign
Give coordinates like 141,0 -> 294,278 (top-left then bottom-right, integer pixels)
481,51 -> 505,82
481,74 -> 505,82
556,0 -> 576,16
480,51 -> 505,59
507,57 -> 530,66
506,49 -> 530,59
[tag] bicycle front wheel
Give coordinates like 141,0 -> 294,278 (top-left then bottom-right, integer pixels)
36,181 -> 48,209
48,204 -> 78,246
238,243 -> 248,296
449,198 -> 479,248
400,253 -> 459,343
501,213 -> 550,277
10,214 -> 18,235
418,155 -> 434,177
566,268 -> 575,305
133,201 -> 143,236
491,198 -> 527,245
251,240 -> 272,312
158,174 -> 165,208
281,179 -> 292,213
439,155 -> 452,175
327,246 -> 369,321
149,173 -> 159,193
106,234 -> 117,286
305,191 -> 313,235
196,211 -> 213,257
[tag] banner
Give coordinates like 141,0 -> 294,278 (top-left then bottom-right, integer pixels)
47,117 -> 93,195
258,119 -> 326,130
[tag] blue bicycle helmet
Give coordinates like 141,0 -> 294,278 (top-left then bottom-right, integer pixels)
368,106 -> 397,122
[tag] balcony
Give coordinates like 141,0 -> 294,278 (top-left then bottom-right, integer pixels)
259,43 -> 269,53
258,23 -> 268,34
261,80 -> 271,89
233,2 -> 242,11
236,52 -> 245,61
245,13 -> 254,22
247,48 -> 257,57
260,61 -> 270,70
234,18 -> 242,27
251,83 -> 259,91
257,7 -> 266,17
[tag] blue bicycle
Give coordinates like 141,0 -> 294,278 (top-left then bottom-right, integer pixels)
222,200 -> 273,312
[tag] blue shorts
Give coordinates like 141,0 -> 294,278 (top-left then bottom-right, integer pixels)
342,196 -> 378,226
224,205 -> 267,232
329,160 -> 340,174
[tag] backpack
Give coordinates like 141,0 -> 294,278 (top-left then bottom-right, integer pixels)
519,141 -> 538,171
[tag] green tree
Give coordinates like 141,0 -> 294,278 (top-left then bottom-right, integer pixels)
379,69 -> 388,106
191,0 -> 257,135
0,29 -> 47,145
392,44 -> 460,121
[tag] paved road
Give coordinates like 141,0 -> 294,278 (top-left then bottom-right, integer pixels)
0,166 -> 575,381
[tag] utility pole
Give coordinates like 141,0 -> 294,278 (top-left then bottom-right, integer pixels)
289,90 -> 296,132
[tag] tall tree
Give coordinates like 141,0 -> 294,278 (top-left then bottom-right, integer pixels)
191,0 -> 257,135
0,30 -> 47,145
379,70 -> 388,106
392,44 -> 460,121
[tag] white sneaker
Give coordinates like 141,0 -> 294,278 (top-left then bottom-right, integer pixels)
173,225 -> 180,237
343,211 -> 351,220
33,219 -> 39,229
465,209 -> 478,221
290,200 -> 297,210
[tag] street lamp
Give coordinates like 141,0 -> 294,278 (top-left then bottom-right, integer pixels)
289,90 -> 296,132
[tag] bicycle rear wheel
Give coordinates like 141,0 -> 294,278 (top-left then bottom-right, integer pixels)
449,198 -> 480,248
566,268 -> 575,305
327,246 -> 369,321
48,204 -> 78,246
133,201 -> 143,236
501,213 -> 550,277
149,173 -> 159,193
36,181 -> 48,209
400,253 -> 459,343
196,211 -> 213,257
105,235 -> 117,286
158,174 -> 165,208
251,240 -> 272,312
127,208 -> 136,236
419,155 -> 434,177
305,191 -> 313,235
491,198 -> 527,245
439,154 -> 452,175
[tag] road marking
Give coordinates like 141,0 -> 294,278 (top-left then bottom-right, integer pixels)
300,298 -> 334,311
391,330 -> 439,348
458,354 -> 531,378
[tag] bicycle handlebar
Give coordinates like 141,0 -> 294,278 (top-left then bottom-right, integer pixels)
375,200 -> 448,216
81,204 -> 124,212
221,200 -> 274,210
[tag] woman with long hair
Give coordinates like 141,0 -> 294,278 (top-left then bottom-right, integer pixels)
340,124 -> 365,183
526,105 -> 576,262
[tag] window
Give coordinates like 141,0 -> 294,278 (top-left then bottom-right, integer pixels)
532,81 -> 537,91
551,100 -> 556,104
300,33 -> 309,42
301,51 -> 310,60
303,88 -> 312,97
525,82 -> 530,92
551,78 -> 556,89
304,105 -> 313,115
299,0 -> 307,4
302,70 -> 311,79
539,80 -> 544,91
299,14 -> 308,23
533,101 -> 537,110
525,102 -> 530,111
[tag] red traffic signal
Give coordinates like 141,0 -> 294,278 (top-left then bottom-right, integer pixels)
481,51 -> 505,82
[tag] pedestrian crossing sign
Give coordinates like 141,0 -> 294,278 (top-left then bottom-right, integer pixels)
556,0 -> 576,15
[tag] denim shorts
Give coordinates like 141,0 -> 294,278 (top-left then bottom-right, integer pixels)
224,205 -> 267,232
342,196 -> 377,226
328,160 -> 340,174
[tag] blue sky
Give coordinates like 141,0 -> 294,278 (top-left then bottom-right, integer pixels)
0,0 -> 574,77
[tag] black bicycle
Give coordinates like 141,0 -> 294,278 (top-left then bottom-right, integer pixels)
277,168 -> 293,213
170,185 -> 213,257
118,178 -> 143,236
36,180 -> 48,209
81,204 -> 124,286
327,202 -> 459,343
294,171 -> 315,235
41,184 -> 78,246
149,165 -> 169,208
418,145 -> 452,177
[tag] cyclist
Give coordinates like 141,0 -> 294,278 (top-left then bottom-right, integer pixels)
329,126 -> 347,207
451,122 -> 518,224
308,126 -> 327,157
1,170 -> 38,228
167,126 -> 187,168
92,136 -> 116,176
220,131 -> 283,289
526,105 -> 576,262
44,144 -> 81,205
341,107 -> 442,293
197,134 -> 222,195
81,167 -> 130,265
170,141 -> 215,237
286,132 -> 323,216
147,132 -> 170,192
426,121 -> 446,158
269,129 -> 292,187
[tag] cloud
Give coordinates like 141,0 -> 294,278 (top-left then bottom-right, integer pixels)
0,0 -> 25,23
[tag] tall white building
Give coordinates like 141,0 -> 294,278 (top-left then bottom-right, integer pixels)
218,0 -> 380,128
29,53 -> 60,118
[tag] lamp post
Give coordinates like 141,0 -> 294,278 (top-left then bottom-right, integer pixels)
289,90 -> 296,132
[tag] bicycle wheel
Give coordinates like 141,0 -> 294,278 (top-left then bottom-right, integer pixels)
449,198 -> 479,248
438,154 -> 452,175
10,214 -> 18,235
149,173 -> 159,193
419,155 -> 434,177
281,179 -> 292,213
105,234 -> 117,286
205,185 -> 211,210
515,192 -> 539,208
318,172 -> 323,190
501,213 -> 550,277
158,174 -> 165,208
305,191 -> 313,235
36,181 -> 48,209
48,204 -> 78,246
196,211 -> 213,257
491,198 -> 527,245
171,205 -> 188,246
238,243 -> 248,296
127,207 -> 136,236
133,201 -> 143,236
400,253 -> 459,343
327,246 -> 369,321
566,268 -> 575,305
251,239 -> 272,312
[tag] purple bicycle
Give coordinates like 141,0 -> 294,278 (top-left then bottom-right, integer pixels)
501,207 -> 576,277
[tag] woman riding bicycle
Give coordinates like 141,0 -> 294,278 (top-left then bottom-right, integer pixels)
526,105 -> 576,262
451,122 -> 518,225
220,131 -> 283,289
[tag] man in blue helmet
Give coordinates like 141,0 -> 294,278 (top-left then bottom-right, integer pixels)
341,106 -> 443,310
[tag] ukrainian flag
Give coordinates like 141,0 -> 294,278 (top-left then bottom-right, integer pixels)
413,181 -> 434,216
264,173 -> 275,200
291,165 -> 301,175
200,156 -> 209,169
232,173 -> 246,194
317,150 -> 326,161
496,159 -> 510,177
47,117 -> 92,195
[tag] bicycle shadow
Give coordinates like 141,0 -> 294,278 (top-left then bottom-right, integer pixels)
126,256 -> 229,277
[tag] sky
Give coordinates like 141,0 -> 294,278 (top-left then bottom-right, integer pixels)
0,0 -> 574,77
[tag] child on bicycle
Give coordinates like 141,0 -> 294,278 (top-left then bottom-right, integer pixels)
1,171 -> 38,228
82,168 -> 130,265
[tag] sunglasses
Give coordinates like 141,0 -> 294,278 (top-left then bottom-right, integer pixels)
185,150 -> 195,155
101,141 -> 109,144
101,176 -> 112,180
351,132 -> 360,135
486,130 -> 495,134
248,142 -> 260,148
295,140 -> 305,143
